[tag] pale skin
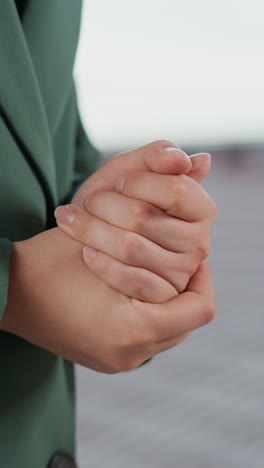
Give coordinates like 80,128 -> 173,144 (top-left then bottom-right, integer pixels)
0,141 -> 217,374
56,140 -> 216,301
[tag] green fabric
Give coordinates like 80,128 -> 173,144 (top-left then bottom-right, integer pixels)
0,1 -> 100,466
0,239 -> 12,321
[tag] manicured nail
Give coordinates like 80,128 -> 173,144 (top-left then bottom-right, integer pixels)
83,246 -> 97,260
189,153 -> 211,171
54,204 -> 78,224
163,147 -> 190,161
116,176 -> 126,192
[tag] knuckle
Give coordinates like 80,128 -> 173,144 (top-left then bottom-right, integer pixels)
85,189 -> 108,212
169,254 -> 196,292
131,202 -> 153,230
119,232 -> 141,263
120,172 -> 137,194
185,256 -> 198,277
196,238 -> 210,260
74,212 -> 90,239
211,200 -> 218,221
206,195 -> 218,221
132,273 -> 152,299
169,176 -> 187,209
174,176 -> 186,196
83,190 -> 99,211
203,298 -> 217,326
173,271 -> 191,293
90,252 -> 108,275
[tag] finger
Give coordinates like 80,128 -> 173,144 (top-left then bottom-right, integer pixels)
187,259 -> 214,295
83,247 -> 177,303
72,140 -> 192,206
188,153 -> 212,182
55,204 -> 190,292
84,189 -> 195,253
122,330 -> 192,370
131,260 -> 216,342
116,172 -> 216,222
150,332 -> 192,355
133,332 -> 192,366
103,141 -> 192,180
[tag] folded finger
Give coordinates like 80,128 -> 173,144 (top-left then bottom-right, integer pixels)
83,247 -> 177,303
131,261 -> 216,342
84,189 -> 194,253
116,172 -> 216,222
55,204 -> 189,291
150,332 -> 192,355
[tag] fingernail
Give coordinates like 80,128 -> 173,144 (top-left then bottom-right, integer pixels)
54,204 -> 78,224
83,246 -> 97,260
116,176 -> 126,192
189,153 -> 211,171
163,147 -> 190,161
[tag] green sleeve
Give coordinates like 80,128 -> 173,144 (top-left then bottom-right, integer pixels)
0,238 -> 13,321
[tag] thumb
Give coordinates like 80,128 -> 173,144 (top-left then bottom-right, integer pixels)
110,140 -> 192,176
81,140 -> 191,194
188,153 -> 212,182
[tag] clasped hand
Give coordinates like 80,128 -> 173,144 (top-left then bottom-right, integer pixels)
55,140 -> 216,303
1,141 -> 217,375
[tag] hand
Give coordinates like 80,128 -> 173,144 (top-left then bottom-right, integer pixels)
1,228 -> 216,373
72,140 -> 209,207
55,142 -> 216,302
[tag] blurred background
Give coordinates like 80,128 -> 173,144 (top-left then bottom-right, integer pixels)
74,1 -> 264,466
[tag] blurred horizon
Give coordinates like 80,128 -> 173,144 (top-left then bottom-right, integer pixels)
74,0 -> 264,152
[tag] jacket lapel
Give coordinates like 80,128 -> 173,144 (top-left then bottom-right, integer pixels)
22,0 -> 82,137
0,0 -> 57,205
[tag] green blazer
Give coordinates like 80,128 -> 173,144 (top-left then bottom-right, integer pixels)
0,1 -> 100,466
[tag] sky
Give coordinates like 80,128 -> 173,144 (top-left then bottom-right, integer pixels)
74,0 -> 264,151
